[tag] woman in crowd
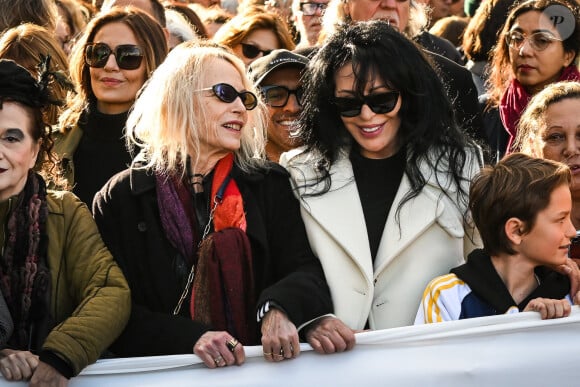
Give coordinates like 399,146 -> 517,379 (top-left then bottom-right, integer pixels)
213,8 -> 295,67
0,59 -> 129,385
92,41 -> 332,367
54,7 -> 167,206
281,20 -> 482,353
486,0 -> 580,154
513,81 -> 580,266
319,0 -> 484,153
0,23 -> 73,127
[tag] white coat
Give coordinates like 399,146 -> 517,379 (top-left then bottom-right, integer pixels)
280,146 -> 483,329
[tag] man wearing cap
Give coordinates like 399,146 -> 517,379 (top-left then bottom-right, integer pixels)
249,49 -> 308,163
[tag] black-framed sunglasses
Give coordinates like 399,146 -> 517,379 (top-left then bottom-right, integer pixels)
333,91 -> 400,117
260,85 -> 304,107
299,2 -> 328,16
505,31 -> 563,52
197,83 -> 258,110
85,43 -> 144,70
240,43 -> 272,59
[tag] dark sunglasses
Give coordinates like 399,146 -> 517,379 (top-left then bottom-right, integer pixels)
240,43 -> 272,60
260,85 -> 304,107
299,2 -> 328,16
85,43 -> 144,70
333,91 -> 400,117
197,83 -> 258,110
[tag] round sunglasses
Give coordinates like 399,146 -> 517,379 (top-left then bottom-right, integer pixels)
85,43 -> 144,70
197,83 -> 258,110
260,85 -> 304,107
240,43 -> 273,59
333,91 -> 400,117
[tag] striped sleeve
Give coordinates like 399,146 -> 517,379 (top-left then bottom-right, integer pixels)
414,274 -> 471,324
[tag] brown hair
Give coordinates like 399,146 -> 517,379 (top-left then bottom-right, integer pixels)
0,24 -> 72,126
213,8 -> 295,51
0,0 -> 58,33
487,0 -> 580,108
469,152 -> 571,255
59,6 -> 168,131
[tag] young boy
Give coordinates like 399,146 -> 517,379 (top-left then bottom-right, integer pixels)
415,153 -> 579,324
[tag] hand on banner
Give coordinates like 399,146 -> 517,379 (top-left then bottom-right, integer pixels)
305,316 -> 356,354
194,331 -> 245,368
260,309 -> 300,362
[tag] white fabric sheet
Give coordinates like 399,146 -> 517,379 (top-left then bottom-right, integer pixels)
2,307 -> 579,386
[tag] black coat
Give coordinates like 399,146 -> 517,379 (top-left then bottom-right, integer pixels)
93,162 -> 333,357
423,46 -> 485,148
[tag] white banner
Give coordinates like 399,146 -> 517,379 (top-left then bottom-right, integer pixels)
2,307 -> 580,386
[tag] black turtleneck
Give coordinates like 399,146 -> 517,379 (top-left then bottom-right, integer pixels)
350,148 -> 406,261
73,107 -> 132,207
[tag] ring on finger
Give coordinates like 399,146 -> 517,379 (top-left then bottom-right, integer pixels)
263,352 -> 272,356
214,356 -> 224,366
226,338 -> 240,352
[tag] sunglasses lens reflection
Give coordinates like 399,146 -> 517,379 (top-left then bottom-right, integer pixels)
85,43 -> 143,70
213,84 -> 257,110
334,92 -> 399,117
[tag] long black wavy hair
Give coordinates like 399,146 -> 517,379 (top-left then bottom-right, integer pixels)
297,20 -> 477,218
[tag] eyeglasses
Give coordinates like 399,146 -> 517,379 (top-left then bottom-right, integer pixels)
85,43 -> 144,70
299,2 -> 328,16
196,83 -> 258,110
240,43 -> 272,59
260,85 -> 304,107
505,31 -> 563,52
333,91 -> 400,117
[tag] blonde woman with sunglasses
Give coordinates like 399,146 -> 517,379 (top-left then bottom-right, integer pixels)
281,21 -> 483,353
54,7 -> 167,206
92,41 -> 333,367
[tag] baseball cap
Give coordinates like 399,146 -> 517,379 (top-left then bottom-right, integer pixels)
248,49 -> 309,86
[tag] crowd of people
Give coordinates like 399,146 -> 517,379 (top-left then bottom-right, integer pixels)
0,0 -> 580,385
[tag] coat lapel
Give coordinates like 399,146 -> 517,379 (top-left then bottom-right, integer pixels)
298,156 -> 374,282
373,170 -> 442,275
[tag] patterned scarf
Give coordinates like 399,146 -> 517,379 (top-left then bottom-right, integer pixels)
500,65 -> 580,152
157,154 -> 257,344
0,171 -> 51,350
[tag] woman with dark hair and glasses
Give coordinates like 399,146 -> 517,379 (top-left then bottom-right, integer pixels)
281,20 -> 482,353
92,41 -> 332,367
485,0 -> 580,157
54,7 -> 167,206
213,7 -> 295,67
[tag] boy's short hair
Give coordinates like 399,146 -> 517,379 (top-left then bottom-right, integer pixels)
469,153 -> 571,256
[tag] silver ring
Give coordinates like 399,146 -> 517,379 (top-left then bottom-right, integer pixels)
214,356 -> 223,365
